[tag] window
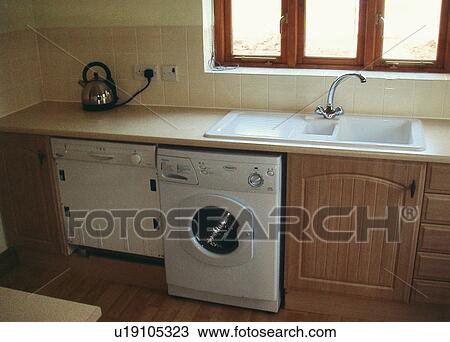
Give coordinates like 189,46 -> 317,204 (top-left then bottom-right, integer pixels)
214,0 -> 450,72
304,0 -> 360,59
231,0 -> 282,57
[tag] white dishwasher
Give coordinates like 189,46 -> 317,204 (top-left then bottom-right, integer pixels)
51,138 -> 163,258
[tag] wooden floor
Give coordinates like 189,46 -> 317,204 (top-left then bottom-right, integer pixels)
0,262 -> 359,322
2,252 -> 448,322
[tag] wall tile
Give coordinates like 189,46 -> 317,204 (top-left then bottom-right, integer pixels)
136,26 -> 162,55
16,79 -> 43,108
116,79 -> 145,104
43,77 -> 68,101
383,88 -> 414,117
0,90 -> 18,117
164,76 -> 189,106
113,27 -> 137,54
41,51 -> 71,78
413,82 -> 444,119
354,78 -> 385,115
384,79 -> 415,90
115,53 -> 138,80
90,27 -> 114,53
0,29 -> 43,116
66,27 -> 92,55
444,82 -> 450,119
162,26 -> 187,66
14,57 -> 40,84
189,75 -> 214,107
38,27 -> 69,52
18,24 -> 449,121
141,80 -> 165,105
187,26 -> 204,77
334,88 -> 355,114
0,33 -> 9,61
360,77 -> 385,89
354,86 -> 384,115
382,79 -> 415,117
214,74 -> 241,109
138,52 -> 163,66
9,30 -> 37,57
325,76 -> 357,89
296,76 -> 325,113
268,76 -> 296,111
65,79 -> 81,102
241,75 -> 268,110
0,60 -> 12,93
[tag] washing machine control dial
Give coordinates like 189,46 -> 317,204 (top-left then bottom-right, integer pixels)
248,172 -> 264,188
130,152 -> 142,165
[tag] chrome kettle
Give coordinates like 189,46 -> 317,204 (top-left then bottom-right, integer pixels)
79,61 -> 118,111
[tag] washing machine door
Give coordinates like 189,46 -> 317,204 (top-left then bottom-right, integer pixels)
175,194 -> 254,267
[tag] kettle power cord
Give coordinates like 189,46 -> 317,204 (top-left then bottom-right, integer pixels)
115,69 -> 154,108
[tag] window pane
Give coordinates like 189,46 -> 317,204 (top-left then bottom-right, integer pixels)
382,0 -> 442,61
305,0 -> 360,58
231,0 -> 282,56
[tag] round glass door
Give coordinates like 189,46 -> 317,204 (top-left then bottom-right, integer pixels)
191,206 -> 239,254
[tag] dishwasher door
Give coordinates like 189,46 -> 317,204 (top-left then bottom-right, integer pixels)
52,139 -> 163,258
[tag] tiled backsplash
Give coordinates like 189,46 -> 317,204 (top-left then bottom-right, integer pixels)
4,25 -> 450,119
0,29 -> 43,117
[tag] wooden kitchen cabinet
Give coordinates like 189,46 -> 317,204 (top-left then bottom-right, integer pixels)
426,163 -> 450,194
422,193 -> 450,225
0,133 -> 64,254
285,154 -> 426,304
412,163 -> 450,305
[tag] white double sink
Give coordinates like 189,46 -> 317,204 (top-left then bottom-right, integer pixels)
205,111 -> 426,151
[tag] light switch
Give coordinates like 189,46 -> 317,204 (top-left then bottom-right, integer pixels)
161,65 -> 178,81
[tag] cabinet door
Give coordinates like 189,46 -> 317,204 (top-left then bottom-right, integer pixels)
0,133 -> 64,254
285,155 -> 425,302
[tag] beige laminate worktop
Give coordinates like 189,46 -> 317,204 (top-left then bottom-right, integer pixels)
0,287 -> 102,321
1,101 -> 450,163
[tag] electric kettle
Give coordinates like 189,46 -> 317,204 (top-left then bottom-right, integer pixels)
79,61 -> 118,111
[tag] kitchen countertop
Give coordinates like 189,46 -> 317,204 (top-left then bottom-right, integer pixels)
0,101 -> 450,163
0,286 -> 102,321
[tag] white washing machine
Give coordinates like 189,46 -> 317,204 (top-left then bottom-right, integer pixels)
158,147 -> 283,312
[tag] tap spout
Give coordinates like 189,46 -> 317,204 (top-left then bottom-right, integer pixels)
315,73 -> 367,119
327,73 -> 366,107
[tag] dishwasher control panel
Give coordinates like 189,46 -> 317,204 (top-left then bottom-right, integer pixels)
52,138 -> 156,168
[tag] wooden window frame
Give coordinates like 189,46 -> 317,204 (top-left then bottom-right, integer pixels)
214,0 -> 450,73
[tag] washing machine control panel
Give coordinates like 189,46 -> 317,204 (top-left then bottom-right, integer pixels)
192,159 -> 280,193
158,149 -> 282,193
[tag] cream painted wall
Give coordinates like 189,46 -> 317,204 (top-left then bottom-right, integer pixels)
0,0 -> 42,117
0,215 -> 7,253
0,0 -> 35,33
32,0 -> 202,28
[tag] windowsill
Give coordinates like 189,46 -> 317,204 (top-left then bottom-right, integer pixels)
204,65 -> 450,81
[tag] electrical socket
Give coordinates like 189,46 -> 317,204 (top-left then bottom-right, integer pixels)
161,65 -> 178,82
134,64 -> 159,80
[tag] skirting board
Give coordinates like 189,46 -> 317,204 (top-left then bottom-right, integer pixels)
285,290 -> 450,321
14,248 -> 167,290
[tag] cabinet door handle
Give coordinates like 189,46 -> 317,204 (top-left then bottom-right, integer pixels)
37,151 -> 46,165
409,180 -> 416,198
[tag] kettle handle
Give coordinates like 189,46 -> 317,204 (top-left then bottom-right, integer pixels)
82,61 -> 114,82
